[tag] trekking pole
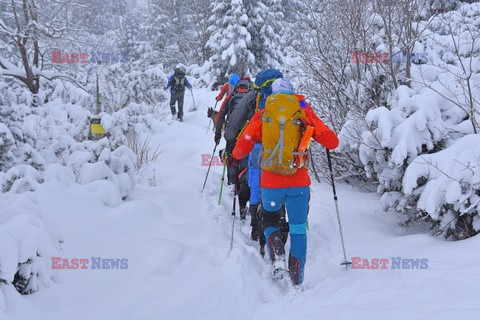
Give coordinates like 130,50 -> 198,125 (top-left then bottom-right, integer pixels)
201,144 -> 218,192
190,88 -> 197,113
218,154 -> 227,204
206,100 -> 218,134
309,149 -> 321,183
228,190 -> 237,257
326,149 -> 352,269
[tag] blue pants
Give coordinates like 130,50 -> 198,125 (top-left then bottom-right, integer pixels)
261,186 -> 309,285
247,143 -> 262,205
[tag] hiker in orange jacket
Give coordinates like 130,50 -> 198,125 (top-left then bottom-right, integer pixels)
232,78 -> 339,285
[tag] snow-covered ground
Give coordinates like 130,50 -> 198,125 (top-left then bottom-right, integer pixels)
3,88 -> 480,320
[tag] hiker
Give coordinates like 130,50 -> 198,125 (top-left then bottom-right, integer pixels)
225,69 -> 285,256
212,74 -> 240,126
233,78 -> 339,286
215,76 -> 253,220
214,76 -> 252,148
165,64 -> 192,122
214,77 -> 253,162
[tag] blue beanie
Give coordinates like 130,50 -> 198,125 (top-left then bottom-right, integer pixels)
254,69 -> 283,110
229,74 -> 240,85
254,69 -> 283,88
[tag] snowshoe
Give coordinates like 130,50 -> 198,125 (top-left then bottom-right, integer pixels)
272,255 -> 287,280
240,207 -> 247,220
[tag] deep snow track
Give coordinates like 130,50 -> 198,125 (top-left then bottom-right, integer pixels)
5,88 -> 480,320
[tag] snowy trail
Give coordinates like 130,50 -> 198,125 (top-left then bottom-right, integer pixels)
5,88 -> 480,320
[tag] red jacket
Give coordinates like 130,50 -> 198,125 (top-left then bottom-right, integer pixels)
215,83 -> 233,123
232,95 -> 339,189
216,83 -> 230,101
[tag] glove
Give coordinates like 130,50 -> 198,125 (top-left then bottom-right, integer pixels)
164,87 -> 168,90
214,132 -> 221,145
225,139 -> 235,154
215,96 -> 221,102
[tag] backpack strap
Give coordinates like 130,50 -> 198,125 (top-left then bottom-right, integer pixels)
294,124 -> 314,168
255,92 -> 261,112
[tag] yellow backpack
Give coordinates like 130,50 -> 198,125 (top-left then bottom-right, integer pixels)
261,93 -> 308,175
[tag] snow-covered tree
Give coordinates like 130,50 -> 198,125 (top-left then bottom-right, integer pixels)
246,0 -> 284,72
207,0 -> 255,86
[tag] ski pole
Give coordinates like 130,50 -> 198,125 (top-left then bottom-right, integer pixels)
326,149 -> 352,269
190,88 -> 197,112
201,144 -> 218,192
218,153 -> 227,204
309,149 -> 321,183
228,190 -> 237,257
206,100 -> 218,134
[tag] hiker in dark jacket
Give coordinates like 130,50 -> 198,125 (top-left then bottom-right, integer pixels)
214,77 -> 253,150
223,90 -> 257,142
165,64 -> 192,122
215,77 -> 252,185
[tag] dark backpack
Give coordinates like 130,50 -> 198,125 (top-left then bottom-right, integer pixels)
172,69 -> 186,91
225,79 -> 253,120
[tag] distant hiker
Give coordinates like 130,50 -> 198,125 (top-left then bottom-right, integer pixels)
233,78 -> 339,286
165,64 -> 192,122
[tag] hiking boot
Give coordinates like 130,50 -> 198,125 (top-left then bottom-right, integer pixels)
240,207 -> 247,220
251,226 -> 260,241
288,254 -> 302,286
249,204 -> 260,240
259,244 -> 265,258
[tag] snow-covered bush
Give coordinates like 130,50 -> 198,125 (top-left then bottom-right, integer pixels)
351,3 -> 480,239
359,85 -> 448,194
100,101 -> 166,151
0,193 -> 62,299
0,165 -> 43,193
401,134 -> 480,239
0,123 -> 15,172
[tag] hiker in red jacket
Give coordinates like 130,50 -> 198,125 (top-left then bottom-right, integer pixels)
232,78 -> 339,285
